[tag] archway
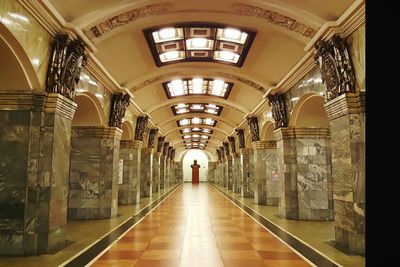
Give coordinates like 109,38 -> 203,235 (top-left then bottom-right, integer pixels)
72,93 -> 105,126
182,149 -> 209,182
261,121 -> 275,141
289,93 -> 329,128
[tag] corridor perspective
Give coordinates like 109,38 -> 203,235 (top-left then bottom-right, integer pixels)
0,0 -> 365,266
92,183 -> 311,267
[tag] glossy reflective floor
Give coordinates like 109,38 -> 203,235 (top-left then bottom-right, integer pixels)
91,183 -> 312,267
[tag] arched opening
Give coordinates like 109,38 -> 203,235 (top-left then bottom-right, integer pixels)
72,93 -> 104,126
261,121 -> 275,141
121,121 -> 133,140
289,93 -> 329,128
182,149 -> 209,182
0,23 -> 40,91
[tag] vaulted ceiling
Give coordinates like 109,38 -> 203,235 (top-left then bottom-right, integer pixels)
47,0 -> 356,154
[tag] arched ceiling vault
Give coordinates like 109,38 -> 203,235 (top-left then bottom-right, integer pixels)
46,0 -> 357,155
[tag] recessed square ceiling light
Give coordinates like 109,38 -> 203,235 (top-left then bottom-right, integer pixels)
164,78 -> 232,99
144,23 -> 255,67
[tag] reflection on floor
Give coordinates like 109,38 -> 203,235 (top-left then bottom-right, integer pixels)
91,183 -> 312,267
0,185 -> 178,267
212,184 -> 365,267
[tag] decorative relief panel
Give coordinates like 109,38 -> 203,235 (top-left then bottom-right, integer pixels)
228,136 -> 236,154
109,93 -> 130,128
134,116 -> 148,141
88,3 -> 173,38
46,34 -> 87,100
247,117 -> 260,141
147,128 -> 158,148
267,93 -> 288,129
236,129 -> 245,148
314,35 -> 356,102
231,3 -> 316,38
157,136 -> 165,152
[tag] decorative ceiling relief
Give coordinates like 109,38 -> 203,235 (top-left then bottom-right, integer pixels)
214,71 -> 265,92
130,71 -> 181,92
88,3 -> 173,38
231,3 -> 316,38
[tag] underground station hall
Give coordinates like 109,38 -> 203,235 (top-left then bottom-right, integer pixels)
0,0 -> 365,266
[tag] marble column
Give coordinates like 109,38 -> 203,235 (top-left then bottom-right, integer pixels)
140,148 -> 153,198
225,156 -> 233,190
163,157 -> 169,188
240,148 -> 254,198
166,158 -> 171,186
232,153 -> 241,194
207,162 -> 217,183
252,141 -> 279,205
68,126 -> 122,220
274,128 -> 333,221
0,92 -> 76,255
325,92 -> 365,254
152,152 -> 161,193
118,140 -> 141,204
159,155 -> 166,190
176,161 -> 183,183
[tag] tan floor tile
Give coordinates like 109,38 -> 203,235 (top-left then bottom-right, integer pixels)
90,259 -> 137,267
134,259 -> 180,267
179,259 -> 224,267
222,259 -> 267,267
140,250 -> 181,260
220,250 -> 262,260
264,259 -> 312,266
109,242 -> 149,251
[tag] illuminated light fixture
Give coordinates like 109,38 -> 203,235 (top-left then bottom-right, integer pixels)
202,128 -> 211,133
144,23 -> 255,67
192,117 -> 201,124
177,103 -> 187,108
205,108 -> 217,114
177,118 -> 216,127
170,79 -> 184,96
184,135 -> 191,139
199,143 -> 206,147
192,134 -> 200,138
179,119 -> 190,126
204,118 -> 214,125
182,128 -> 191,133
192,127 -> 201,131
152,27 -> 183,43
192,78 -> 204,94
213,51 -> 240,63
159,51 -> 185,63
201,135 -> 209,139
186,38 -> 213,50
164,78 -> 232,99
191,104 -> 203,110
217,28 -> 248,44
208,104 -> 217,108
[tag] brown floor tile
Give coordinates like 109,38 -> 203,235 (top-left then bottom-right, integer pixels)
179,259 -> 224,267
146,242 -> 183,250
264,259 -> 312,267
140,249 -> 181,260
134,259 -> 180,267
257,250 -> 303,260
220,250 -> 262,260
217,242 -> 254,250
222,259 -> 267,267
99,250 -> 142,260
109,242 -> 149,251
91,259 -> 137,267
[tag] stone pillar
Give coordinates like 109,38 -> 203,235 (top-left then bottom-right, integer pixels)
274,127 -> 333,221
232,153 -> 241,194
240,148 -> 254,198
176,161 -> 183,183
325,92 -> 365,254
166,158 -> 171,186
0,93 -> 76,255
207,162 -> 217,183
163,156 -> 169,188
140,148 -> 153,198
252,141 -> 279,205
152,152 -> 161,193
68,126 -> 122,220
118,140 -> 142,204
160,155 -> 166,190
225,156 -> 233,190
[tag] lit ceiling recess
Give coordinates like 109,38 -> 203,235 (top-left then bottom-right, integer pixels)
172,103 -> 223,115
177,117 -> 217,127
180,127 -> 213,134
144,23 -> 256,67
163,78 -> 232,99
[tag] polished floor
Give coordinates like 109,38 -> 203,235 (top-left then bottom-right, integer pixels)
91,184 -> 312,267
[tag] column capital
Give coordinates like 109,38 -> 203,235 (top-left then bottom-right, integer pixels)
324,92 -> 365,120
273,127 -> 330,141
239,148 -> 253,155
0,92 -> 77,120
121,140 -> 143,148
251,140 -> 277,150
72,126 -> 123,140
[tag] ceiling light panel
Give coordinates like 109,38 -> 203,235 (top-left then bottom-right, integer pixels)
164,78 -> 232,99
180,128 -> 213,134
171,103 -> 223,115
177,118 -> 217,127
144,23 -> 256,67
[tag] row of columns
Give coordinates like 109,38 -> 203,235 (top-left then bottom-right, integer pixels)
0,92 -> 183,255
209,92 -> 365,254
